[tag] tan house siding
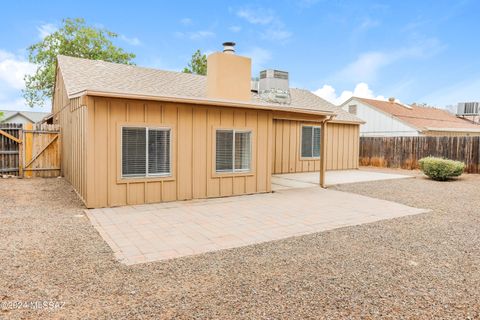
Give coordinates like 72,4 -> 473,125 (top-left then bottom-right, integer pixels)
272,120 -> 359,174
53,69 -> 88,203
325,122 -> 360,170
84,96 -> 273,208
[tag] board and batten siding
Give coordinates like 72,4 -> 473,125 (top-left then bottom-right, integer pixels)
53,68 -> 88,202
272,120 -> 359,173
84,96 -> 273,208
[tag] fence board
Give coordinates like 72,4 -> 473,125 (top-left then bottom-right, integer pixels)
360,136 -> 480,173
23,123 -> 61,178
0,123 -> 22,175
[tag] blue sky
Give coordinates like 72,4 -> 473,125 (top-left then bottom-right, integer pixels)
1,0 -> 479,112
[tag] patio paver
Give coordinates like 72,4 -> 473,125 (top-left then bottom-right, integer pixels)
272,170 -> 412,190
86,187 -> 428,265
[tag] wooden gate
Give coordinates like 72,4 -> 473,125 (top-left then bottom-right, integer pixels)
23,123 -> 61,177
0,123 -> 61,177
0,123 -> 22,176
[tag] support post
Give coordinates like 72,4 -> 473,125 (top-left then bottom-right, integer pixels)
320,117 -> 331,188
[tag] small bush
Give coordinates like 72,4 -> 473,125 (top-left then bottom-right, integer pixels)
418,157 -> 465,181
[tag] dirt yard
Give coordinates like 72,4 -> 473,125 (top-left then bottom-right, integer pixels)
1,170 -> 480,319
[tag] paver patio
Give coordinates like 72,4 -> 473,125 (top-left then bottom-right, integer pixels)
272,169 -> 412,190
86,186 -> 427,265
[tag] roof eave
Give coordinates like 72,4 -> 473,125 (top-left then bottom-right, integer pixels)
329,119 -> 365,125
1,112 -> 20,122
422,127 -> 480,133
72,90 -> 337,117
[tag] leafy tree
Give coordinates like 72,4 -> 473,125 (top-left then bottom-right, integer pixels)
182,49 -> 207,75
24,18 -> 136,108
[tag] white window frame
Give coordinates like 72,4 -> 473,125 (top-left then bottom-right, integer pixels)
121,126 -> 172,178
215,129 -> 252,174
300,125 -> 321,159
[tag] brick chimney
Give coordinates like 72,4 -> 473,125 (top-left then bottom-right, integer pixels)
206,42 -> 252,101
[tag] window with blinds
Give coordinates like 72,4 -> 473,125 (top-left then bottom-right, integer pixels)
122,127 -> 171,177
301,125 -> 321,158
216,130 -> 251,173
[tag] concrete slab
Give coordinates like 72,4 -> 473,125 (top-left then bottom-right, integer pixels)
86,186 -> 427,265
272,170 -> 412,190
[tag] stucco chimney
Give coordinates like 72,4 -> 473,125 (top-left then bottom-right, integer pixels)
207,42 -> 251,101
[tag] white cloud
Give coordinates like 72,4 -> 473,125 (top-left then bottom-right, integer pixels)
239,47 -> 272,74
0,97 -> 47,112
313,82 -> 386,105
358,17 -> 380,31
180,18 -> 193,26
188,30 -> 215,40
337,52 -> 391,83
262,27 -> 292,41
175,30 -> 215,40
119,34 -> 142,46
0,50 -> 36,90
236,8 -> 275,25
336,38 -> 444,82
296,0 -> 322,8
236,7 -> 292,42
0,50 -> 45,112
229,25 -> 242,32
37,23 -> 57,39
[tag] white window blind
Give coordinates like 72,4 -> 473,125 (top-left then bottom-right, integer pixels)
216,130 -> 251,173
301,126 -> 321,158
122,127 -> 146,176
148,129 -> 170,175
215,130 -> 233,172
122,127 -> 171,177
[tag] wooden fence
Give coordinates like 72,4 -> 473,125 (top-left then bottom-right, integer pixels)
23,123 -> 61,177
0,123 -> 22,175
0,123 -> 61,177
360,136 -> 480,173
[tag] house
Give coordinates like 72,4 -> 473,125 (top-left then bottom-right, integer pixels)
53,43 -> 363,208
0,110 -> 51,124
341,97 -> 480,137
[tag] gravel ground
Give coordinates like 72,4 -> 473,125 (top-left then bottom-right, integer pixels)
1,171 -> 480,319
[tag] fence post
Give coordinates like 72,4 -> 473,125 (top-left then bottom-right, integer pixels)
24,123 -> 33,178
18,124 -> 23,177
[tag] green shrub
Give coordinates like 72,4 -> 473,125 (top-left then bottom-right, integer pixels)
418,157 -> 465,181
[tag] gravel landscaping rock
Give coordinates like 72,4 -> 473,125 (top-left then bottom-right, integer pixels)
1,171 -> 479,319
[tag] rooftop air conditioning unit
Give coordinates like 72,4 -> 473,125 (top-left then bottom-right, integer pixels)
258,69 -> 291,104
457,102 -> 480,116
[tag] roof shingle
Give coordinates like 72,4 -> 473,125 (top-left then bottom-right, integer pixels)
357,97 -> 480,131
57,55 -> 362,124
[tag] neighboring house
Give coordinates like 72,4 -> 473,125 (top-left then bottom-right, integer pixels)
341,97 -> 480,137
53,43 -> 363,208
0,110 -> 50,124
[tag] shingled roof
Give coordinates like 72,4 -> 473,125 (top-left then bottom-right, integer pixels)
356,97 -> 480,132
56,55 -> 362,124
0,110 -> 50,123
